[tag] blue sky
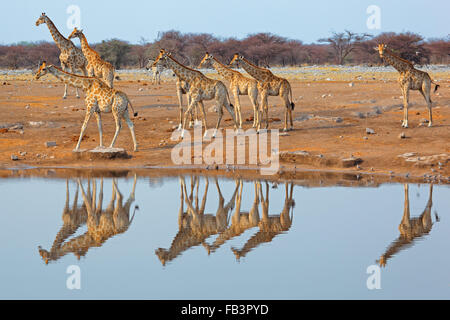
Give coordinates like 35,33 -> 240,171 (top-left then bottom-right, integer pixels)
2,0 -> 449,44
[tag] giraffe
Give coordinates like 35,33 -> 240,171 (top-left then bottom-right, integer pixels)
203,180 -> 261,255
152,49 -> 238,138
146,59 -> 163,85
231,181 -> 295,261
38,177 -> 138,263
34,62 -> 138,152
377,184 -> 438,268
155,176 -> 239,266
146,57 -> 199,129
68,28 -> 115,88
198,52 -> 260,130
35,13 -> 88,99
375,44 -> 440,128
229,53 -> 295,131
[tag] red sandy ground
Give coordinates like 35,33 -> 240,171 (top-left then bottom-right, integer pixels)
0,78 -> 448,182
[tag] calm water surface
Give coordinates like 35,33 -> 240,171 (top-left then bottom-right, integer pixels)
0,175 -> 449,299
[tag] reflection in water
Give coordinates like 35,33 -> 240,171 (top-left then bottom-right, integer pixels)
155,177 -> 295,266
38,175 -> 138,264
377,184 -> 439,267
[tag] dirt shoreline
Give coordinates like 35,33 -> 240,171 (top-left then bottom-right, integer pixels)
0,72 -> 448,184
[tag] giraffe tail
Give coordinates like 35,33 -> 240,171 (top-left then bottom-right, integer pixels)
289,85 -> 295,110
434,83 -> 440,93
128,100 -> 138,117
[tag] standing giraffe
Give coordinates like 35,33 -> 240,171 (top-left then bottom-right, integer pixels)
152,50 -> 238,138
68,28 -> 115,88
146,59 -> 163,85
199,52 -> 260,129
377,184 -> 438,267
35,13 -> 88,99
146,57 -> 199,129
375,44 -> 439,128
34,62 -> 138,151
229,53 -> 295,131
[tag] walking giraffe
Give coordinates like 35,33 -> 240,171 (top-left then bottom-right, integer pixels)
34,62 -> 138,151
199,52 -> 260,129
229,53 -> 295,131
375,44 -> 439,128
68,28 -> 115,88
146,57 -> 199,129
35,13 -> 88,99
152,49 -> 238,138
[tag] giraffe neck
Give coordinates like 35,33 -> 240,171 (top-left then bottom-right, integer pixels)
78,33 -> 97,60
44,17 -> 73,51
165,56 -> 203,83
382,50 -> 413,73
240,58 -> 272,82
211,58 -> 237,82
47,66 -> 91,89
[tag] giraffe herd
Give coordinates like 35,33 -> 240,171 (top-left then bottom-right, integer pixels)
33,13 -> 440,152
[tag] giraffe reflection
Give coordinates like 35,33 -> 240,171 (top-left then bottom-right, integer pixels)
38,176 -> 138,264
156,178 -> 295,265
155,176 -> 239,266
231,182 -> 295,261
378,184 -> 438,267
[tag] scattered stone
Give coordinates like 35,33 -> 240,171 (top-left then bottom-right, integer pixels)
398,132 -> 406,139
208,105 -> 218,113
29,121 -> 45,127
366,128 -> 375,134
363,136 -> 368,140
45,141 -> 57,147
321,94 -> 327,98
11,155 -> 18,161
19,151 -> 27,156
138,88 -> 144,92
335,117 -> 343,123
73,147 -> 131,160
25,105 -> 30,109
341,156 -> 363,168
348,82 -> 354,87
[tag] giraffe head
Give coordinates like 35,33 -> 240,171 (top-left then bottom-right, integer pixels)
68,27 -> 83,40
35,12 -> 48,26
152,49 -> 170,68
229,53 -> 244,68
198,52 -> 213,68
374,44 -> 388,58
34,61 -> 51,80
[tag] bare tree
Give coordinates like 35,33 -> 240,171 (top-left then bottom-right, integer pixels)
319,30 -> 371,64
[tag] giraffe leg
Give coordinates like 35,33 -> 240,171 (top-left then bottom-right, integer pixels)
233,89 -> 243,129
123,111 -> 138,152
94,111 -> 103,148
249,87 -> 259,129
109,111 -> 123,149
181,94 -> 199,139
198,101 -> 209,138
212,100 -> 224,139
260,90 -> 269,130
421,81 -> 433,127
401,86 -> 410,128
70,67 -> 81,99
61,64 -> 69,99
175,81 -> 184,131
75,107 -> 95,151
